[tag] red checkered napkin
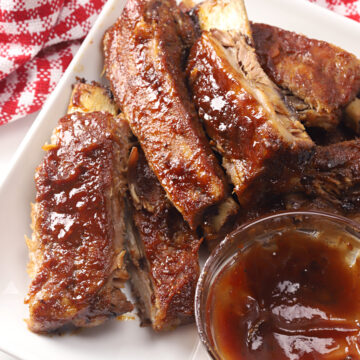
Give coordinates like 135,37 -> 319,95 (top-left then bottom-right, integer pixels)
309,0 -> 360,22
0,0 -> 359,126
0,0 -> 106,125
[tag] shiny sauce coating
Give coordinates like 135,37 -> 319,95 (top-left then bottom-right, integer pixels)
26,112 -> 133,332
207,232 -> 360,359
103,0 -> 228,229
251,23 -> 360,113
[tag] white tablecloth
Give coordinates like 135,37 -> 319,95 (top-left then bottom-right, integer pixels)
0,112 -> 39,185
0,112 -> 39,360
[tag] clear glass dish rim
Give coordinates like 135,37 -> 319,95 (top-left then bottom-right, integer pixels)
194,210 -> 360,359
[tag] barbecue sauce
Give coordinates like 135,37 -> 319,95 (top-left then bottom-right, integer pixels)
207,231 -> 360,359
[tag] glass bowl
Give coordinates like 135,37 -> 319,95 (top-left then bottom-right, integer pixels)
195,210 -> 360,360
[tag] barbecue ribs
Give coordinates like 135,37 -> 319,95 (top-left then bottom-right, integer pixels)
187,0 -> 313,207
251,23 -> 360,131
25,84 -> 133,333
103,0 -> 228,229
126,146 -> 202,331
235,139 -> 360,231
301,139 -> 360,216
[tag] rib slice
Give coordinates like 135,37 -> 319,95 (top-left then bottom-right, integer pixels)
237,139 -> 360,226
126,146 -> 202,331
251,23 -> 360,130
187,0 -> 313,206
25,84 -> 133,333
103,0 -> 228,229
301,139 -> 360,215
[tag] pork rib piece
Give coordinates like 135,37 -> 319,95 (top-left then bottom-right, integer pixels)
300,139 -> 360,215
126,146 -> 202,331
103,0 -> 228,229
237,139 -> 360,228
251,23 -> 360,131
25,84 -> 133,333
187,0 -> 313,207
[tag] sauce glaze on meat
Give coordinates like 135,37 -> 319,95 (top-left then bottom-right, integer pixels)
103,0 -> 228,229
26,112 -> 133,333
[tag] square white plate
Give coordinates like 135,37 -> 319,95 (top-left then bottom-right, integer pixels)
1,0 -> 359,359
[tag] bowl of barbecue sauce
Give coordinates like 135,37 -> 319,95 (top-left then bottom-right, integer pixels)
195,211 -> 360,360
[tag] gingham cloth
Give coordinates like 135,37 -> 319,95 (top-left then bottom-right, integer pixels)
0,0 -> 106,125
309,0 -> 360,22
0,0 -> 359,125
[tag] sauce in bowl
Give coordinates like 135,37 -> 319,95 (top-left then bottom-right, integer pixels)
196,212 -> 360,360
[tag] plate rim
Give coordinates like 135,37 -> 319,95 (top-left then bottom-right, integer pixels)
1,0 -> 360,359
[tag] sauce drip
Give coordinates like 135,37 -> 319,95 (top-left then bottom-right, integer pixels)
207,231 -> 360,359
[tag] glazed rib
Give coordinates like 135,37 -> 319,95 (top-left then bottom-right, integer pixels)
251,23 -> 360,130
187,0 -> 313,206
301,139 -> 360,215
237,139 -> 360,227
103,0 -> 228,229
126,146 -> 202,331
25,84 -> 133,333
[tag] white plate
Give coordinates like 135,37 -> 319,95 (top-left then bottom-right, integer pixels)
1,0 -> 360,359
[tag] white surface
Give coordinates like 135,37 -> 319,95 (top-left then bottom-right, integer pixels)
0,0 -> 359,359
0,112 -> 38,184
0,353 -> 14,360
0,112 -> 38,360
